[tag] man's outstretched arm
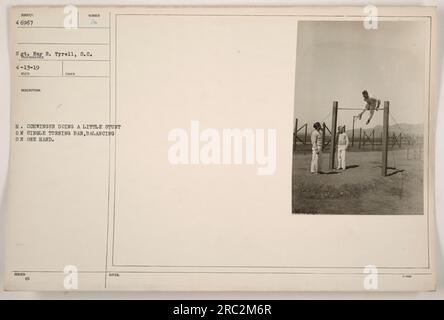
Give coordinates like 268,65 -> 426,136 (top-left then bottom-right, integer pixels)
357,104 -> 368,119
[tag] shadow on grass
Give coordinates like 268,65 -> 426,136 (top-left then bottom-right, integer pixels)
346,165 -> 359,169
386,169 -> 405,176
380,166 -> 405,176
319,171 -> 340,175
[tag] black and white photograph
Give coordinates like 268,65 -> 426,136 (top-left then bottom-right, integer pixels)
292,21 -> 428,215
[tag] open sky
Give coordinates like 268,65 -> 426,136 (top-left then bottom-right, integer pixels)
294,20 -> 429,131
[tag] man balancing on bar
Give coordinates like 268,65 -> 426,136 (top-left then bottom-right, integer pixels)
356,90 -> 381,125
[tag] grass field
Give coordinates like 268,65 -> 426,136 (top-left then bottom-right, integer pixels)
292,149 -> 423,215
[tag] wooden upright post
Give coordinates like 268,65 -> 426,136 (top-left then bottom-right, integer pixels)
329,101 -> 338,170
322,123 -> 326,151
294,118 -> 298,152
351,116 -> 355,147
382,101 -> 390,176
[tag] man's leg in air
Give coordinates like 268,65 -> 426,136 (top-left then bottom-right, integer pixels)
366,109 -> 376,125
376,100 -> 381,110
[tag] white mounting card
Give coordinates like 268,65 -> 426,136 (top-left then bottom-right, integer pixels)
4,6 -> 437,291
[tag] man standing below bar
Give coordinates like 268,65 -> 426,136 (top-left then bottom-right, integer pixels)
310,122 -> 323,174
337,125 -> 349,170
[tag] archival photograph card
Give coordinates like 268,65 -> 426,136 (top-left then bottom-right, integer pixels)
4,6 -> 437,291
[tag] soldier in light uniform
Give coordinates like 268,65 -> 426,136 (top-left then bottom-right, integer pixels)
337,125 -> 349,170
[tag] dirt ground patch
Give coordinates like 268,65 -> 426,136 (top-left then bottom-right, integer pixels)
292,150 -> 423,215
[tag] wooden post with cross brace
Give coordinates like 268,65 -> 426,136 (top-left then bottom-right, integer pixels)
329,101 -> 338,170
381,101 -> 390,176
